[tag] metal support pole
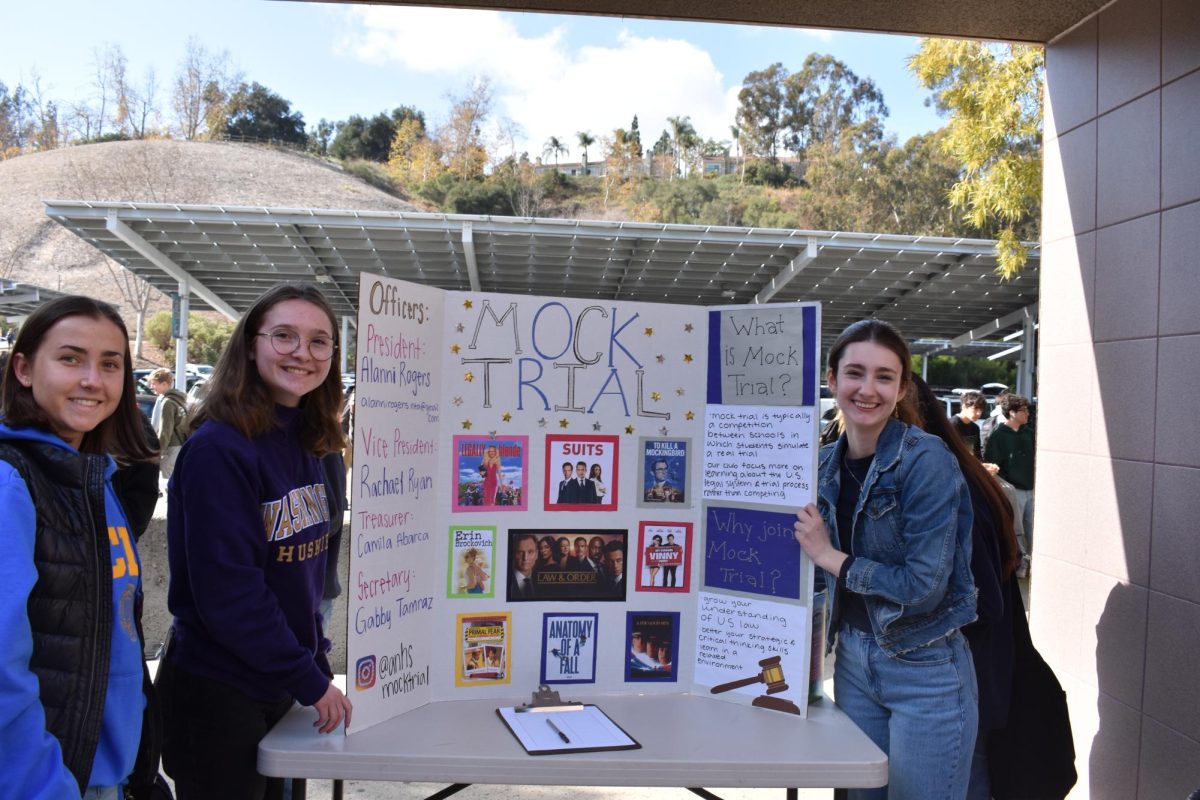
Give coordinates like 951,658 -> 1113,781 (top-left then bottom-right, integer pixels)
341,315 -> 350,375
1017,314 -> 1036,397
175,281 -> 189,390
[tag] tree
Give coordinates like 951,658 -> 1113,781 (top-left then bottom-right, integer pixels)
908,40 -> 1043,275
307,118 -> 334,155
386,116 -> 444,186
782,54 -> 888,156
104,259 -> 156,358
666,115 -> 697,179
736,63 -> 786,159
437,80 -> 492,179
628,115 -> 643,157
172,37 -> 238,140
125,67 -> 160,139
330,106 -> 424,162
223,82 -> 307,145
542,135 -> 568,168
576,130 -> 595,176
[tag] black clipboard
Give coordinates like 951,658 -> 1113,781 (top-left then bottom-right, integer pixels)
495,704 -> 641,755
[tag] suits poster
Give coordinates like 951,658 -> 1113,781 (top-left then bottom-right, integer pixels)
544,434 -> 619,511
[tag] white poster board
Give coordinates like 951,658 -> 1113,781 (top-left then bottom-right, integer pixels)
348,275 -> 821,732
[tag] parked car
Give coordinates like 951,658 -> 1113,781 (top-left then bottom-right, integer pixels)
137,393 -> 157,420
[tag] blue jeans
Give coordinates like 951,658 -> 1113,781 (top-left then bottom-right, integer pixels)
834,625 -> 978,800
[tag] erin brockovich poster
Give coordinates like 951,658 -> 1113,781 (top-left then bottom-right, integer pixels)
451,436 -> 528,511
447,526 -> 496,599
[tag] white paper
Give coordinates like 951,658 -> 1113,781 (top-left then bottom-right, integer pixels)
693,591 -> 810,703
497,706 -> 636,753
702,404 -> 815,506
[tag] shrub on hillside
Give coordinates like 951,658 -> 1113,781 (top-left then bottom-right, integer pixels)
743,160 -> 796,188
144,311 -> 234,364
146,311 -> 172,351
343,160 -> 405,198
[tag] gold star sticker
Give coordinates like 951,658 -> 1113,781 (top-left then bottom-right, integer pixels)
450,344 -> 460,354
684,323 -> 694,333
686,411 -> 695,421
650,391 -> 661,402
502,412 -> 512,422
656,354 -> 665,364
644,327 -> 654,336
461,420 -> 472,430
464,371 -> 474,382
625,425 -> 635,435
456,323 -> 465,333
463,299 -> 473,309
683,354 -> 694,363
559,418 -> 570,429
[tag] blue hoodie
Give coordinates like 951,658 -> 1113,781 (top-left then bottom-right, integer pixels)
0,424 -> 146,798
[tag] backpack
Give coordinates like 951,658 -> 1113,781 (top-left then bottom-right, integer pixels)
165,395 -> 190,447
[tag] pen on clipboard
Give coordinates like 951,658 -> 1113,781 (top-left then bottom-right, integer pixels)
545,718 -> 570,743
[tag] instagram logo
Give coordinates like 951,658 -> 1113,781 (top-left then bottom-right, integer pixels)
355,655 -> 377,691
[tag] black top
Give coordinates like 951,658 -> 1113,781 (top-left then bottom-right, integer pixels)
835,455 -> 874,633
950,415 -> 983,460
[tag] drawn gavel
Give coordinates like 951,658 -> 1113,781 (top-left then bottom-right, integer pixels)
710,656 -> 789,696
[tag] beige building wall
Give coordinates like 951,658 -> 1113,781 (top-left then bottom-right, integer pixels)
1035,0 -> 1200,796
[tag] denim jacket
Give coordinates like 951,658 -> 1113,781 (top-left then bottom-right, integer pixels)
818,418 -> 977,656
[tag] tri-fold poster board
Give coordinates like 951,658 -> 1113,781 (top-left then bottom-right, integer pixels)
347,273 -> 820,734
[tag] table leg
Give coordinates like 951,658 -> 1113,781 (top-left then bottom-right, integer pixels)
423,783 -> 471,800
293,778 -> 306,800
333,779 -> 344,800
687,789 -> 726,800
786,790 -> 797,800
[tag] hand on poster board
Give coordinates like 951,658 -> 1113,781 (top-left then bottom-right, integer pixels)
793,503 -> 847,576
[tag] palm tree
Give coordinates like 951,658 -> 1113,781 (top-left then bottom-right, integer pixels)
730,124 -> 745,183
543,136 -> 568,169
666,115 -> 696,179
576,130 -> 595,176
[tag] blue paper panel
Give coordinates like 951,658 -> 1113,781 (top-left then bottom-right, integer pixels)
702,503 -> 802,600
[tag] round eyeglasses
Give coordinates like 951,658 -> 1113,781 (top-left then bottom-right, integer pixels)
255,329 -> 335,361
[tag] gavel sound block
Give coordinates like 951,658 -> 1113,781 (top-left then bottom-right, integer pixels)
710,655 -> 801,716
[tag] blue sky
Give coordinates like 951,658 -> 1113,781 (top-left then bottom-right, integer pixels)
4,0 -> 948,160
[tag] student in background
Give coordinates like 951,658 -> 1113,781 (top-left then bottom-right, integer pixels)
159,284 -> 351,800
148,367 -> 188,479
950,390 -> 988,461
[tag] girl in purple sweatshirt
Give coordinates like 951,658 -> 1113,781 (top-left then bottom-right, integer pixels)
160,284 -> 352,800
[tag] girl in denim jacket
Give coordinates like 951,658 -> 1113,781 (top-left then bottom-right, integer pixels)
795,319 -> 978,800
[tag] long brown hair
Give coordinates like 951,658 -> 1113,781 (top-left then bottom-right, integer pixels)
192,284 -> 345,455
912,376 -> 1021,578
1,296 -> 157,462
826,318 -> 920,426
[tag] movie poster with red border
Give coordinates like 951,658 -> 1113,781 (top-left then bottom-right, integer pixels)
543,434 -> 619,511
635,521 -> 692,593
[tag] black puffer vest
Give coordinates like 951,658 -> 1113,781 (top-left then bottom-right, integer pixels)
0,438 -> 160,795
